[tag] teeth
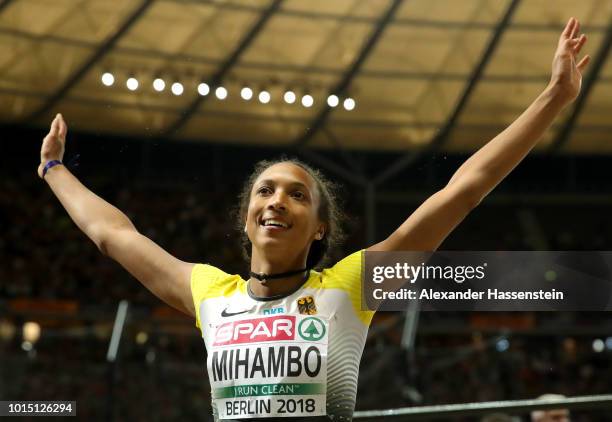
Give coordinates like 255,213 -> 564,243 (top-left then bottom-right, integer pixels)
263,219 -> 288,228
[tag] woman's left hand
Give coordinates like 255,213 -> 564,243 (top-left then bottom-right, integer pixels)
549,17 -> 591,104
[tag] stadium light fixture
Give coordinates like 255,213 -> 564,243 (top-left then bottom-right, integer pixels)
327,94 -> 339,108
283,90 -> 296,104
215,86 -> 228,100
258,89 -> 271,104
171,82 -> 184,96
343,97 -> 356,111
301,94 -> 314,108
101,72 -> 115,87
241,86 -> 254,100
126,76 -> 139,91
153,77 -> 166,92
198,82 -> 210,96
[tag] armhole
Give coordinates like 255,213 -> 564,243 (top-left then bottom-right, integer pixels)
323,249 -> 375,326
191,263 -> 236,332
191,263 -> 227,331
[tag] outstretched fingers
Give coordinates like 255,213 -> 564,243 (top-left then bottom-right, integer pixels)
577,54 -> 591,72
561,17 -> 576,41
559,18 -> 588,64
570,18 -> 580,40
573,34 -> 587,55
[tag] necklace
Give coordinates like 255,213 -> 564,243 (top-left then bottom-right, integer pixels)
247,269 -> 311,301
249,267 -> 308,281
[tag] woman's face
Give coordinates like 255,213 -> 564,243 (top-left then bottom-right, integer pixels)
246,162 -> 325,260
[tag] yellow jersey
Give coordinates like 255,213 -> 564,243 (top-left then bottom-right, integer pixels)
191,250 -> 373,421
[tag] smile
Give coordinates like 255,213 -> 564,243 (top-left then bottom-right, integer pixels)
262,219 -> 289,228
258,217 -> 291,232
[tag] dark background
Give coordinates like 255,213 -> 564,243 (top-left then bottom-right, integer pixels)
2,123 -> 612,421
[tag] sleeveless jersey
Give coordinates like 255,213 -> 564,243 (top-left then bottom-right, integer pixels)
191,250 -> 374,421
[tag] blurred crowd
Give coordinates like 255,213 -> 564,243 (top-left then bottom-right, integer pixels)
2,160 -> 612,421
1,174 -> 245,305
4,170 -> 612,303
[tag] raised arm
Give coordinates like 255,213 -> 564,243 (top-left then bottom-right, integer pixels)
369,17 -> 590,252
38,114 -> 195,317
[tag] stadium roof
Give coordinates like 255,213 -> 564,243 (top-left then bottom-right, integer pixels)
1,0 -> 611,153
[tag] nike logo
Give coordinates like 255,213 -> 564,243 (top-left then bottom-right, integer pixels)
221,307 -> 252,317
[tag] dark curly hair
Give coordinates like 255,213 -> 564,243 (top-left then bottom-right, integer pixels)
235,157 -> 345,270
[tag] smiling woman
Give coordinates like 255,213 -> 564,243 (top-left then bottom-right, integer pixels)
235,159 -> 345,294
37,17 -> 591,422
187,158 -> 373,420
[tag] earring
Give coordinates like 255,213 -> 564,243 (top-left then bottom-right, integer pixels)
244,225 -> 248,233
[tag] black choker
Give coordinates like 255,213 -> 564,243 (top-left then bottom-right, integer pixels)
249,268 -> 308,281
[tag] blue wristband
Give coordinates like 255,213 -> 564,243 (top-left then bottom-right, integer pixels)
42,160 -> 63,178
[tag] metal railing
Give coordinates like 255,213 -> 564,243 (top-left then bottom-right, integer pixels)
354,394 -> 612,420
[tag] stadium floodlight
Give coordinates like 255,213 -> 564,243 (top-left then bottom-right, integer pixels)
327,94 -> 339,108
301,94 -> 314,108
126,77 -> 139,91
198,82 -> 210,96
153,78 -> 166,92
284,90 -> 296,104
241,87 -> 253,100
101,72 -> 115,87
215,86 -> 228,100
343,97 -> 356,111
171,82 -> 184,96
258,89 -> 271,104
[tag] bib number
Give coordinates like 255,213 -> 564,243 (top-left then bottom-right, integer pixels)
208,315 -> 329,419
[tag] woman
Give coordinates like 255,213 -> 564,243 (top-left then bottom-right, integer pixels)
38,18 -> 589,420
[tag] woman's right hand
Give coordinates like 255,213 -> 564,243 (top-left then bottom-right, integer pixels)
38,113 -> 67,179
